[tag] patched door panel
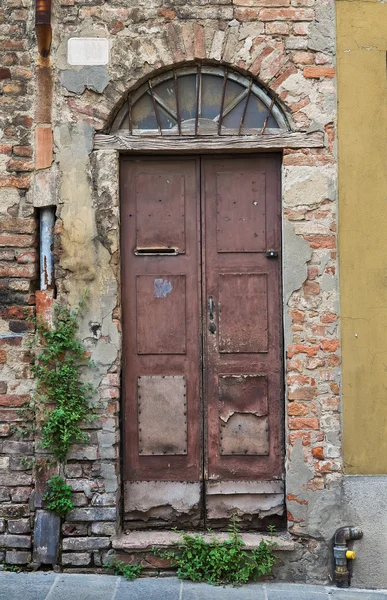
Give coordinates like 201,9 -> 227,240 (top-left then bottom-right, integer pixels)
137,375 -> 187,456
136,275 -> 186,355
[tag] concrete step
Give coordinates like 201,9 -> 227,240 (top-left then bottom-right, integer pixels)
113,530 -> 295,552
112,530 -> 296,574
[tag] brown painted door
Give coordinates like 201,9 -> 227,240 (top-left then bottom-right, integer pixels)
202,156 -> 283,525
120,155 -> 283,530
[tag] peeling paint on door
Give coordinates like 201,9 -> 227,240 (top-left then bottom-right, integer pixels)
154,278 -> 173,298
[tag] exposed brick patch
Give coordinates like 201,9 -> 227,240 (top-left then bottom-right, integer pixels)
304,66 -> 336,79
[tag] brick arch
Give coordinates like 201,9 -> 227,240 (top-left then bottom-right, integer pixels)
64,17 -> 328,134
102,59 -> 297,135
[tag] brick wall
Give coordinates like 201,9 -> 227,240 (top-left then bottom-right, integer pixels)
0,0 -> 37,566
0,0 -> 342,579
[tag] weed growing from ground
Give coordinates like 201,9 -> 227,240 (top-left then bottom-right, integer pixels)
154,517 -> 277,586
105,557 -> 143,581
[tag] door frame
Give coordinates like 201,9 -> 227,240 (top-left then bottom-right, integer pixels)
119,150 -> 285,528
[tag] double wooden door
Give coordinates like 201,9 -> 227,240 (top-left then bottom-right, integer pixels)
120,155 -> 283,529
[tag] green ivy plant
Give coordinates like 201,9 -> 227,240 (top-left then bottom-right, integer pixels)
154,517 -> 277,586
104,557 -> 143,581
42,474 -> 74,519
27,297 -> 95,464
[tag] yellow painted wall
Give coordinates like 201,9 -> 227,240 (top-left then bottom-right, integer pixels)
338,0 -> 387,473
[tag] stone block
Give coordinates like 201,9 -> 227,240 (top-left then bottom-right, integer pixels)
5,550 -> 31,564
62,552 -> 92,566
8,519 -> 30,534
62,537 -> 111,551
90,522 -> 116,536
0,534 -> 31,548
67,507 -> 116,522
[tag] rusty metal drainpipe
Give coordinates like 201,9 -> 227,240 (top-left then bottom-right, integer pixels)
333,526 -> 363,588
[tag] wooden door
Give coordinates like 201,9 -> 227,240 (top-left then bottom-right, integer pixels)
120,154 -> 283,530
202,156 -> 284,525
120,157 -> 203,528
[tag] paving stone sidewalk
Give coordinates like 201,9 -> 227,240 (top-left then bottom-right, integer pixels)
0,573 -> 386,600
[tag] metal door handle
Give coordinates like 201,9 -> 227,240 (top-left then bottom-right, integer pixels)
208,296 -> 216,334
208,296 -> 214,319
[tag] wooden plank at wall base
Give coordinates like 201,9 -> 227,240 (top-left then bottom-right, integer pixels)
94,131 -> 325,151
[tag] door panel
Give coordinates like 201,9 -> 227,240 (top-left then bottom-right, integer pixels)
202,156 -> 283,489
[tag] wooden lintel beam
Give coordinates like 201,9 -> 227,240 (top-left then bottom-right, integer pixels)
93,131 -> 325,152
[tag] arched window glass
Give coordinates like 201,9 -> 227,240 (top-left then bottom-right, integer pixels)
111,65 -> 288,136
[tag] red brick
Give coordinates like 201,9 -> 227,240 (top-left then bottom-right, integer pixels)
2,81 -> 26,95
16,251 -> 37,264
194,23 -> 205,58
0,68 -> 11,80
13,145 -> 33,158
259,7 -> 314,20
0,233 -> 35,247
289,431 -> 311,446
288,402 -> 309,416
0,336 -> 22,347
0,394 -> 29,407
288,387 -> 316,401
0,264 -> 36,277
293,21 -> 309,35
6,159 -> 34,172
287,344 -> 319,358
320,339 -> 340,352
304,66 -> 335,79
290,309 -> 305,323
158,8 -> 176,19
265,21 -> 290,34
293,51 -> 314,64
234,0 -> 290,4
330,382 -> 340,395
0,218 -> 36,234
0,351 -> 6,363
0,176 -> 30,189
312,446 -> 324,460
289,417 -> 319,430
303,281 -> 320,296
328,354 -> 340,367
305,235 -> 336,249
287,374 -> 309,385
0,145 -> 12,154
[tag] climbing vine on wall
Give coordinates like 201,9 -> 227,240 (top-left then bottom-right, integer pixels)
26,296 -> 95,465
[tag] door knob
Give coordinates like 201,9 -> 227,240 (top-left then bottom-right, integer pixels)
266,251 -> 278,258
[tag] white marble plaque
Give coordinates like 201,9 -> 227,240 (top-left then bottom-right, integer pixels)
68,38 -> 110,66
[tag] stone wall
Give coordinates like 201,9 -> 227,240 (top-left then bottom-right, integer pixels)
0,0 -> 346,581
0,0 -> 37,566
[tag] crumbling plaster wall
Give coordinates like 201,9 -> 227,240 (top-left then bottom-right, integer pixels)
0,0 -> 346,580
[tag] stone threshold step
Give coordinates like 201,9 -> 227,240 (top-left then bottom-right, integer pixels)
112,530 -> 295,552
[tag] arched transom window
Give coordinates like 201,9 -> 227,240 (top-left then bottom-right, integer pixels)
111,65 -> 288,136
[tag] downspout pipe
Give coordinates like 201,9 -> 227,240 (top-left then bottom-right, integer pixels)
39,207 -> 55,290
333,526 -> 363,588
